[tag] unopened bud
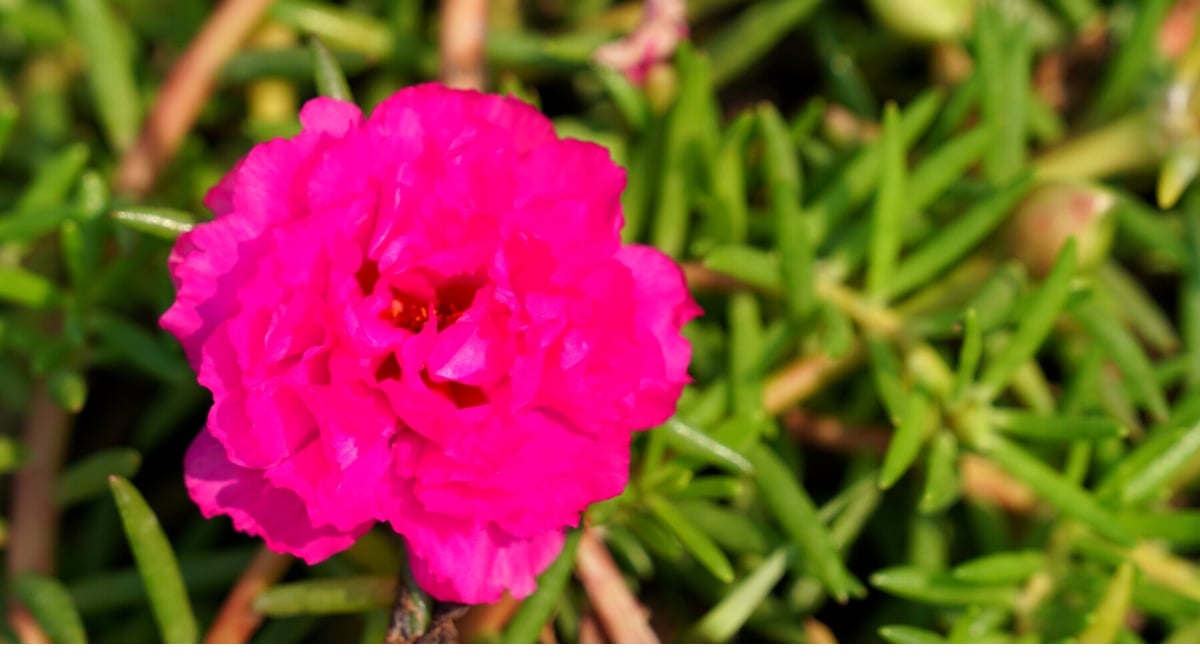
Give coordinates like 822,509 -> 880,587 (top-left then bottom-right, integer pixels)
866,0 -> 974,43
1007,182 -> 1116,277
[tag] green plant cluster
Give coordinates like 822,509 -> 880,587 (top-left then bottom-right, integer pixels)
3,0 -> 1200,644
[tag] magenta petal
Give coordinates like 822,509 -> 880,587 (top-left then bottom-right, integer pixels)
163,83 -> 697,604
399,513 -> 566,604
184,428 -> 367,563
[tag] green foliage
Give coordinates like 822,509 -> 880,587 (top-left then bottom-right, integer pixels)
2,0 -> 1200,645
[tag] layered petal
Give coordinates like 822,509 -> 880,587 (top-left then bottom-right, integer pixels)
164,83 -> 698,604
184,428 -> 368,563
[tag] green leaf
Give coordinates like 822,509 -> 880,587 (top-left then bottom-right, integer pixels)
706,0 -> 823,87
503,529 -> 582,643
0,436 -> 26,473
690,547 -> 788,643
57,448 -> 142,508
0,206 -> 77,244
254,576 -> 395,616
1097,393 -> 1200,507
660,417 -> 754,475
989,409 -> 1125,443
48,369 -> 87,413
1072,295 -> 1169,422
760,103 -> 813,324
920,430 -> 960,514
309,36 -> 353,102
867,337 -> 906,422
65,0 -> 142,152
16,143 -> 90,212
15,573 -> 87,644
92,313 -> 189,385
982,435 -> 1133,545
976,1 -> 1030,183
1086,0 -> 1173,123
728,292 -> 766,416
871,566 -> 1018,607
879,388 -> 935,490
887,173 -> 1033,301
1097,261 -> 1179,355
109,475 -> 198,643
0,266 -> 60,308
703,244 -> 781,291
69,549 -> 254,615
908,125 -> 994,211
879,624 -> 945,644
708,111 -> 753,243
1118,510 -> 1200,548
646,495 -> 735,583
746,443 -> 864,601
979,239 -> 1076,399
602,525 -> 654,579
674,476 -> 747,501
809,89 -> 943,243
953,309 -> 983,402
951,551 -> 1046,585
675,500 -> 773,556
593,65 -> 648,132
109,206 -> 195,239
1077,562 -> 1136,643
867,102 -> 906,300
0,102 -> 16,158
271,0 -> 395,59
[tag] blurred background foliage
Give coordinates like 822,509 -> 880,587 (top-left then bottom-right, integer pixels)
4,0 -> 1200,644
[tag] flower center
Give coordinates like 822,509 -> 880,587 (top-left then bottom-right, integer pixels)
378,277 -> 479,333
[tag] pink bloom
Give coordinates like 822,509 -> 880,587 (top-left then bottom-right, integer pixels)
594,0 -> 688,84
161,84 -> 699,604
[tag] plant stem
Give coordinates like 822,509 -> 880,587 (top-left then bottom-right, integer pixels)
440,0 -> 489,91
5,385 -> 71,643
575,529 -> 659,643
116,0 -> 274,198
203,547 -> 292,643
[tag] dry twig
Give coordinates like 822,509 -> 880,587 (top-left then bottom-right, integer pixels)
115,0 -> 273,197
439,0 -> 489,91
203,547 -> 292,644
574,529 -> 659,644
6,386 -> 71,644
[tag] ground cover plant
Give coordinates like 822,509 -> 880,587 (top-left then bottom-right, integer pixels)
4,0 -> 1200,644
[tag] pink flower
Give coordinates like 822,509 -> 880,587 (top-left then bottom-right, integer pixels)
161,84 -> 699,604
594,0 -> 688,84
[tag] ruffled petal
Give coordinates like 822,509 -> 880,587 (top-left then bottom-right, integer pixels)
184,428 -> 367,563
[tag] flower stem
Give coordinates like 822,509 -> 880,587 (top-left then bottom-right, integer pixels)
116,0 -> 274,198
5,384 -> 72,644
575,528 -> 659,643
440,0 -> 489,91
203,547 -> 292,644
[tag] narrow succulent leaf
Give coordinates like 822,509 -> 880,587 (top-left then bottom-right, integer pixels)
1077,562 -> 1136,643
646,495 -> 735,584
15,573 -> 87,644
109,476 -> 198,643
879,389 -> 935,490
57,449 -> 142,508
254,576 -> 395,616
503,530 -> 582,643
867,102 -> 906,300
309,36 -> 353,102
979,240 -> 1076,399
746,443 -> 864,601
690,548 -> 788,643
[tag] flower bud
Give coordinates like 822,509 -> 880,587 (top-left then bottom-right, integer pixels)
1007,181 -> 1116,277
865,0 -> 974,43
